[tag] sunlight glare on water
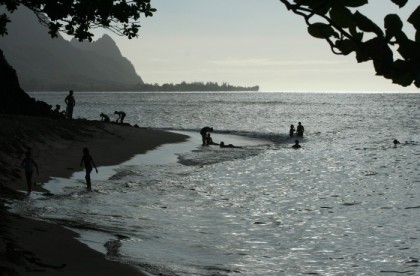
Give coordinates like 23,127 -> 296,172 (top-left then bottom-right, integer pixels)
16,92 -> 420,275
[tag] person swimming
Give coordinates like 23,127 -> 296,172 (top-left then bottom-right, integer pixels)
292,140 -> 301,149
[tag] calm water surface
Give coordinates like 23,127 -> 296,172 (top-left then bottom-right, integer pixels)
13,92 -> 420,275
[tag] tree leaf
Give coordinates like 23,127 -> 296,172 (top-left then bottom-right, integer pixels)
393,73 -> 413,86
294,0 -> 332,14
397,37 -> 420,61
303,0 -> 334,15
390,59 -> 413,86
341,0 -> 368,8
308,22 -> 339,39
355,48 -> 370,63
384,14 -> 403,37
389,0 -> 408,8
408,6 -> 420,30
330,5 -> 354,28
335,39 -> 357,55
354,11 -> 384,36
349,25 -> 364,41
364,37 -> 393,76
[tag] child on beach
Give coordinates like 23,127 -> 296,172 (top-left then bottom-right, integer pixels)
21,151 -> 39,195
80,147 -> 98,191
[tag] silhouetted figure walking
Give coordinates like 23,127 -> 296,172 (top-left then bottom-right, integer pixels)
114,111 -> 126,124
100,113 -> 110,122
289,124 -> 295,136
21,151 -> 39,195
200,127 -> 213,146
292,140 -> 301,149
296,122 -> 304,137
80,147 -> 98,191
64,90 -> 75,119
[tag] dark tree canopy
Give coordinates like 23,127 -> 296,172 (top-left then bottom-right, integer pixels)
0,0 -> 156,41
280,0 -> 420,88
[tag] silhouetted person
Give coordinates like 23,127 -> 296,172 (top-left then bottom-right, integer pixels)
393,139 -> 400,145
21,151 -> 39,195
220,141 -> 242,148
200,127 -> 213,146
64,90 -> 75,119
100,113 -> 110,122
114,111 -> 126,124
80,147 -> 98,191
296,122 -> 304,137
289,124 -> 295,136
292,140 -> 301,149
206,133 -> 219,145
53,104 -> 66,118
53,104 -> 60,116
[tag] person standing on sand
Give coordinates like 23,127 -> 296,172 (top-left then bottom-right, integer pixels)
80,147 -> 98,191
64,90 -> 76,119
21,151 -> 39,195
200,126 -> 213,146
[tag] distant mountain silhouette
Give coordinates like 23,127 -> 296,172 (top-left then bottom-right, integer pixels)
0,7 -> 144,91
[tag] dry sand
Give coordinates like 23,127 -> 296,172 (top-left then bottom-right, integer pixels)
0,115 -> 188,275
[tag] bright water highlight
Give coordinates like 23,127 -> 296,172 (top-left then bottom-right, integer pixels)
12,92 -> 420,275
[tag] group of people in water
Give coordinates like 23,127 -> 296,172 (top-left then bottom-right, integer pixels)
290,122 -> 304,149
200,123 -> 305,150
200,127 -> 242,148
289,122 -> 304,137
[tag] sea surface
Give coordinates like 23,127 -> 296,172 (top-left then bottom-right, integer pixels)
11,92 -> 420,275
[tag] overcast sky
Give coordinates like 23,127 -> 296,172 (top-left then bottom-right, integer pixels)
101,0 -> 418,92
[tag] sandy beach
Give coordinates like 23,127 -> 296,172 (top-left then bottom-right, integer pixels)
0,115 -> 188,275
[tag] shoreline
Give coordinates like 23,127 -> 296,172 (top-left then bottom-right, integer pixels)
0,115 -> 188,275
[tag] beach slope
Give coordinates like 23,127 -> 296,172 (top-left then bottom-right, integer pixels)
0,115 -> 188,275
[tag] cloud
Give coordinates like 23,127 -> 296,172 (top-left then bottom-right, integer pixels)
208,58 -> 343,67
148,58 -> 172,63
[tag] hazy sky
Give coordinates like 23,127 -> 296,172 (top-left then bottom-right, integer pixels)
99,0 -> 418,92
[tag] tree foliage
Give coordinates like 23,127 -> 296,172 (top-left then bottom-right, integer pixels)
0,0 -> 156,41
279,0 -> 420,88
134,81 -> 260,92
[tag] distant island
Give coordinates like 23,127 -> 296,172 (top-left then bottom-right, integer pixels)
0,8 -> 259,93
134,81 -> 259,92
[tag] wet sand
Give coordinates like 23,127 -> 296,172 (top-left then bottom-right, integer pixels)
0,115 -> 187,275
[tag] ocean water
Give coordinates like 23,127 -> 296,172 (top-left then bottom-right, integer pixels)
12,92 -> 420,275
